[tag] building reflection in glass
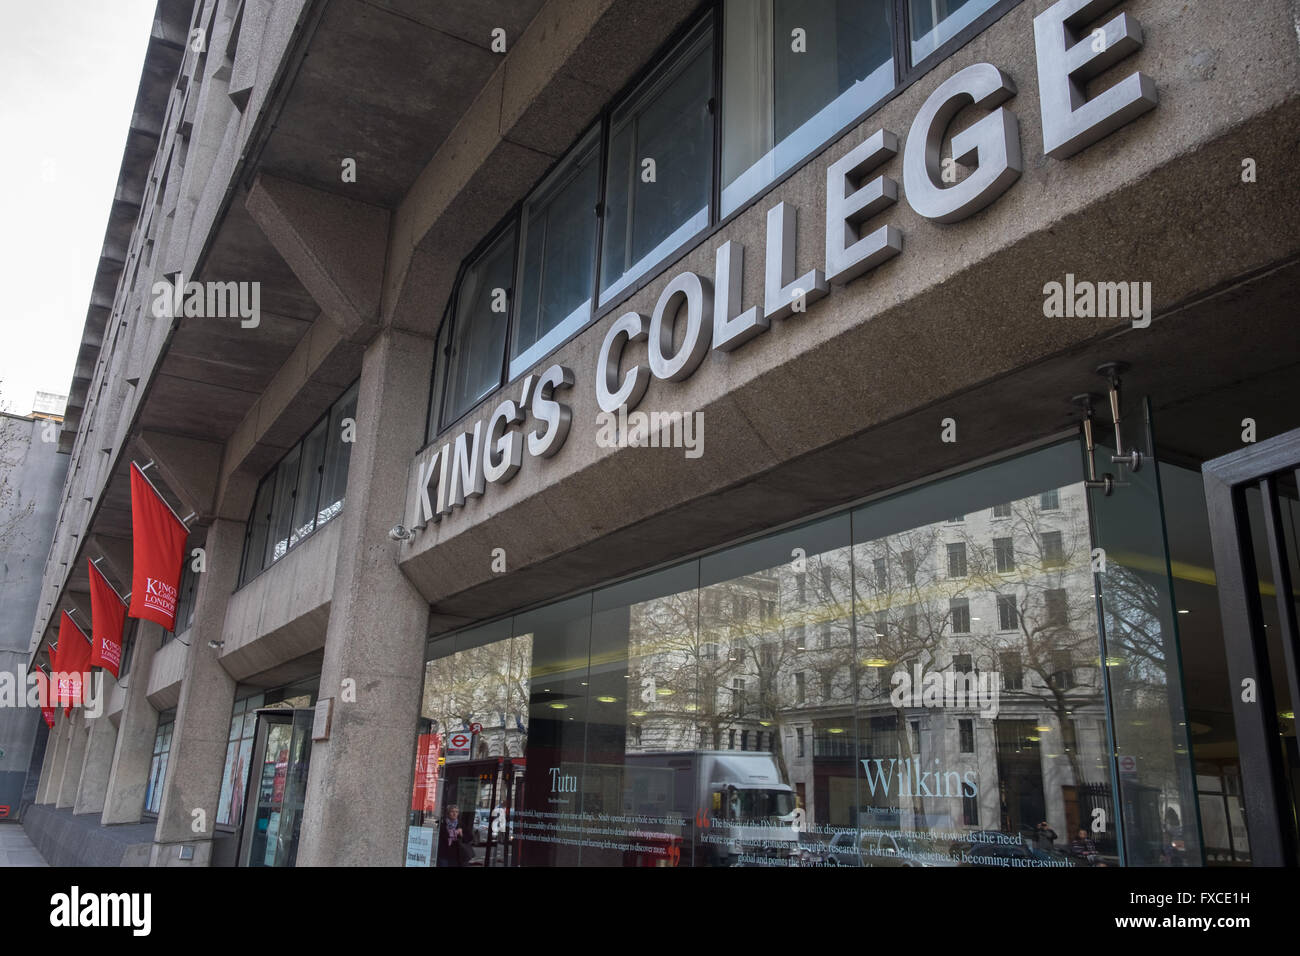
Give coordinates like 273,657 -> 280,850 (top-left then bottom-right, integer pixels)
407,442 -> 1134,867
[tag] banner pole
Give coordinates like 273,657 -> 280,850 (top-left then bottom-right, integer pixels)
89,558 -> 129,607
131,461 -> 194,531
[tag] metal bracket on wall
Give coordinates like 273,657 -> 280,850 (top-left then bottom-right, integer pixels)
1074,361 -> 1144,496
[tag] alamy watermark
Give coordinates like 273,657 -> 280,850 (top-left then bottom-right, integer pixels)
890,662 -> 1000,718
151,274 -> 260,327
0,670 -> 104,719
595,406 -> 704,459
1042,274 -> 1151,328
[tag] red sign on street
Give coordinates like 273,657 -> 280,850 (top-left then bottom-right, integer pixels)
469,722 -> 483,735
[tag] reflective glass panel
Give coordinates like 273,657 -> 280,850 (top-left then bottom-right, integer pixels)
722,0 -> 894,217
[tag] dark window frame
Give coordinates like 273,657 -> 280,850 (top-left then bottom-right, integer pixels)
237,379 -> 360,589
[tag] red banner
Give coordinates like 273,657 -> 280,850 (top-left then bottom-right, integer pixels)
127,464 -> 188,631
56,611 -> 91,715
37,664 -> 55,728
87,560 -> 126,678
411,732 -> 441,813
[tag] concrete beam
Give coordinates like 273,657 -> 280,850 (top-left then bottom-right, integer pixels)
245,173 -> 389,342
87,534 -> 133,593
135,430 -> 224,520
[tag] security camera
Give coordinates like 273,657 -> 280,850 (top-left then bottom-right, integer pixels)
389,525 -> 411,541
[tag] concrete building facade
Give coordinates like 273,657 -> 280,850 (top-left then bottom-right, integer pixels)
21,0 -> 1300,867
1,409 -> 69,819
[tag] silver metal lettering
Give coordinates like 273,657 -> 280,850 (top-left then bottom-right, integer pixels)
903,63 -> 1022,223
1034,0 -> 1156,160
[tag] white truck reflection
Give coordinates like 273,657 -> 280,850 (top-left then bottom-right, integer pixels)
620,750 -> 800,866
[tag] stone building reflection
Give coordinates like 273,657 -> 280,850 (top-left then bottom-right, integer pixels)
619,481 -> 1116,863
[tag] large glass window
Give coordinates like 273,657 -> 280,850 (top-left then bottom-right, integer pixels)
908,0 -> 1001,65
409,440 -> 1122,867
721,0 -> 894,217
238,381 -> 359,586
265,445 -> 301,566
511,130 -> 601,379
217,694 -> 263,827
317,382 -> 358,527
599,18 -> 714,305
443,227 -> 516,425
291,418 -> 328,549
144,709 -> 175,815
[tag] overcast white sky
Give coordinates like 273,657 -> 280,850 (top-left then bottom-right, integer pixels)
0,0 -> 159,416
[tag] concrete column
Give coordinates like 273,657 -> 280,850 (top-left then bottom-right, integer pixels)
55,711 -> 89,808
296,328 -> 433,866
34,713 -> 61,804
148,518 -> 241,867
73,714 -> 118,815
101,623 -> 163,824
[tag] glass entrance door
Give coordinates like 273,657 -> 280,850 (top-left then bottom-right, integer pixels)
1087,397 -> 1203,865
237,708 -> 314,867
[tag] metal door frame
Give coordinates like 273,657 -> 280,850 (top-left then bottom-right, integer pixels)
235,708 -> 296,868
1203,429 -> 1300,866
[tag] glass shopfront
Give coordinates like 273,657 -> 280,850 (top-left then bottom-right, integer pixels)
406,437 -> 1214,867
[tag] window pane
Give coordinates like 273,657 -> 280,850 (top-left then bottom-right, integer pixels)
852,442 -> 1114,865
318,383 -> 358,528
427,320 -> 449,444
908,0 -> 1000,65
290,417 -> 328,548
721,0 -> 894,217
584,562 -> 701,866
511,131 -> 600,379
700,513 -> 852,841
444,227 -> 515,423
599,20 -> 713,305
265,445 -> 301,567
241,475 -> 274,584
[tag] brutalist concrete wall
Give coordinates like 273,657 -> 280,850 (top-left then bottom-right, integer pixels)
0,414 -> 69,818
399,0 -> 1300,628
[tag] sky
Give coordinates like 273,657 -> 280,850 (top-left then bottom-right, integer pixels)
0,0 -> 159,416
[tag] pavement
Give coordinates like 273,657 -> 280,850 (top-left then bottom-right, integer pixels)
0,823 -> 49,866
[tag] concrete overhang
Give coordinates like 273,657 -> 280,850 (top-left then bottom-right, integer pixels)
393,0 -> 1300,633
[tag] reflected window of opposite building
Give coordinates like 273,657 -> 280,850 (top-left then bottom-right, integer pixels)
405,440 -> 1127,867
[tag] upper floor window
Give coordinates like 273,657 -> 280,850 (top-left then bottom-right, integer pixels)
721,0 -> 894,217
511,129 -> 601,380
908,0 -> 1002,65
599,18 -> 714,305
239,381 -> 358,586
427,0 -> 1018,439
443,227 -> 516,424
